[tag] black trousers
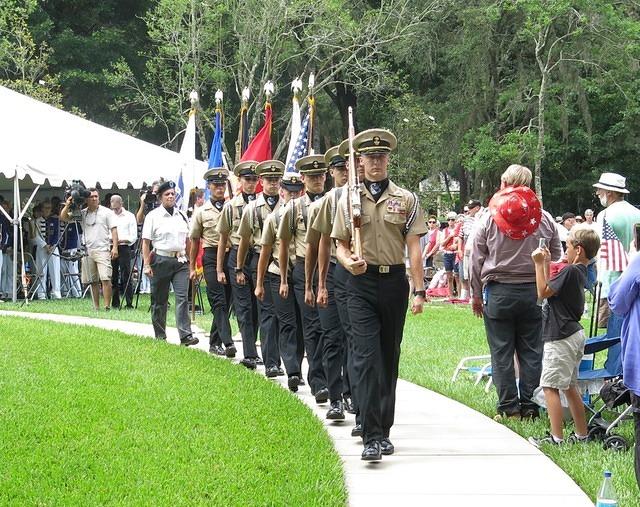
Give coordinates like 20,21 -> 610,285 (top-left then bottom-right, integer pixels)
292,262 -> 327,394
347,270 -> 408,444
632,393 -> 640,490
483,282 -> 542,415
334,263 -> 357,416
318,263 -> 346,402
203,247 -> 233,349
227,247 -> 258,358
149,255 -> 191,340
250,254 -> 280,369
270,271 -> 304,377
111,244 -> 133,307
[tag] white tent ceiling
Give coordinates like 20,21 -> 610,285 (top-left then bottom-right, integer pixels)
0,85 -> 206,189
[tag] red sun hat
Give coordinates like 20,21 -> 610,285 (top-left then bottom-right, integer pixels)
489,186 -> 542,240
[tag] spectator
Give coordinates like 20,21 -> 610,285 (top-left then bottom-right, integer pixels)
528,227 -> 600,447
458,199 -> 482,301
583,209 -> 597,230
422,216 -> 440,268
471,164 -> 562,421
608,251 -> 640,489
440,211 -> 460,298
110,194 -> 137,309
557,212 -> 576,250
593,172 -> 640,327
575,215 -> 584,224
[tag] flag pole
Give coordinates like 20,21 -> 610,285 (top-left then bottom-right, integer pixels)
308,73 -> 315,155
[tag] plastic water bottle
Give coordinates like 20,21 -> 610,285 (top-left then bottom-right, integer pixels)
595,471 -> 618,507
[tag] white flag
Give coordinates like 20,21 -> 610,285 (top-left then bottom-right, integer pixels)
177,109 -> 197,211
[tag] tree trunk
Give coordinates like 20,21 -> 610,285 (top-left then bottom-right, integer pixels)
534,70 -> 547,204
333,82 -> 357,138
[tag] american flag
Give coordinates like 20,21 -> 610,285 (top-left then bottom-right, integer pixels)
600,217 -> 628,272
285,113 -> 310,173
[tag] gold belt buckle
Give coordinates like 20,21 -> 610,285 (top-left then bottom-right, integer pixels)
379,265 -> 390,274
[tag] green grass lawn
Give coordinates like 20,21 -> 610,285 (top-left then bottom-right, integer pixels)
401,302 -> 638,506
0,316 -> 346,506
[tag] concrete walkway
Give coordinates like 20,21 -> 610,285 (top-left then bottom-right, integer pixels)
1,310 -> 593,506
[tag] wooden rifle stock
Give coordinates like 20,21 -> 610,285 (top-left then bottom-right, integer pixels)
347,107 -> 362,259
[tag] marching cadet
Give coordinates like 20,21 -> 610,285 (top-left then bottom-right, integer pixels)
216,161 -> 261,369
255,171 -> 305,392
236,160 -> 285,378
332,129 -> 428,461
304,145 -> 350,421
141,181 -> 198,346
189,168 -> 236,357
278,155 -> 329,404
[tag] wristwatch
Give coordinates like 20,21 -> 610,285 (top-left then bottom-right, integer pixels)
413,289 -> 426,298
235,267 -> 243,273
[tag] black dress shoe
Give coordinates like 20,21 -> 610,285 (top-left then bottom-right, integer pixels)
326,400 -> 345,420
210,345 -> 225,356
315,387 -> 329,404
125,304 -> 134,309
180,336 -> 199,347
343,396 -> 355,414
276,367 -> 285,376
361,441 -> 382,461
380,438 -> 395,455
265,366 -> 279,378
351,424 -> 363,437
254,357 -> 264,365
225,344 -> 237,358
288,375 -> 300,392
240,358 -> 257,370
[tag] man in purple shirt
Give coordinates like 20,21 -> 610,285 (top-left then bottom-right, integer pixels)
471,164 -> 562,421
608,253 -> 640,489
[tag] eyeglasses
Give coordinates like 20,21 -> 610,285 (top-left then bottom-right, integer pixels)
428,220 -> 436,224
448,218 -> 455,221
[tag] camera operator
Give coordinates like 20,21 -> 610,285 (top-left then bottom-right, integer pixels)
61,188 -> 119,311
110,194 -> 137,309
136,179 -> 164,225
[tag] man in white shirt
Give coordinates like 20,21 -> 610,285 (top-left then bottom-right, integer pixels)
110,194 -> 137,309
142,181 -> 198,346
61,188 -> 119,311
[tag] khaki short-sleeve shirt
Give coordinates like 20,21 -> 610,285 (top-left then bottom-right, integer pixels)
278,193 -> 319,259
237,194 -> 279,252
331,179 -> 427,265
259,201 -> 294,275
190,200 -> 224,248
217,193 -> 250,247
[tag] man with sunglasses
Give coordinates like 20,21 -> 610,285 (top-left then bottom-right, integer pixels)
236,160 -> 285,378
216,161 -> 261,369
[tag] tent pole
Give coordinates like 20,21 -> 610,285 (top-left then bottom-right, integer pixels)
11,175 -> 18,302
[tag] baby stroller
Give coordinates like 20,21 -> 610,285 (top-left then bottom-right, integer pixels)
586,379 -> 634,451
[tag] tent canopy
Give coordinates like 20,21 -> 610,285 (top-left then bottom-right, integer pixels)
0,85 -> 206,190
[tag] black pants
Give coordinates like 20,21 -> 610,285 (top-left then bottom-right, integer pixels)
203,247 -> 233,349
632,393 -> 640,490
292,262 -> 327,394
250,255 -> 280,368
270,271 -> 304,377
334,263 -> 357,417
150,255 -> 191,340
111,244 -> 133,307
318,263 -> 346,402
227,247 -> 258,358
347,270 -> 408,444
483,282 -> 542,415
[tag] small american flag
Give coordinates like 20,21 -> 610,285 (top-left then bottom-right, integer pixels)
600,217 -> 628,272
285,113 -> 310,173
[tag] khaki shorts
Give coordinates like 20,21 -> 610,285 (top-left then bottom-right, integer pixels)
82,249 -> 112,284
540,330 -> 585,390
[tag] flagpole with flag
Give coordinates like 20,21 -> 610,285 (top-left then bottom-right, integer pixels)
286,77 -> 303,165
235,87 -> 250,164
177,90 -> 199,211
205,90 -> 225,200
307,72 -> 315,155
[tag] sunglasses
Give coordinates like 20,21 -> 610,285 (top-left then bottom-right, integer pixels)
448,218 -> 455,221
428,220 -> 436,224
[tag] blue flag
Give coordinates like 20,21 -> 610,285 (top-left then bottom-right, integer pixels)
205,109 -> 224,198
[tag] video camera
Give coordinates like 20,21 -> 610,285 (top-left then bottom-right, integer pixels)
140,184 -> 158,213
64,180 -> 91,220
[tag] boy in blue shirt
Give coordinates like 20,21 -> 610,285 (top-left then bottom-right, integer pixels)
529,227 -> 601,446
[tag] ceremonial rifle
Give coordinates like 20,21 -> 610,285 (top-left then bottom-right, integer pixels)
347,106 -> 362,259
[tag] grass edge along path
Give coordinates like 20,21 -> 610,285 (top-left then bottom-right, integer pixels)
0,316 -> 347,507
400,303 -> 638,506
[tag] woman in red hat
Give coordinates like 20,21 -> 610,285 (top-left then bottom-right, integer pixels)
470,164 -> 562,421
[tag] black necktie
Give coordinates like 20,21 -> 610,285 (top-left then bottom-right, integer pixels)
266,195 -> 278,210
213,200 -> 224,211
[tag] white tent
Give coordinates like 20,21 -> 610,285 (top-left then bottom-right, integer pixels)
0,85 -> 207,302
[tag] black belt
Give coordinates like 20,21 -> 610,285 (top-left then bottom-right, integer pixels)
365,264 -> 405,275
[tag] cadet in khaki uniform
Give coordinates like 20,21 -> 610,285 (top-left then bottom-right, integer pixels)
216,161 -> 260,369
278,155 -> 329,403
189,167 -> 236,358
305,145 -> 351,420
332,129 -> 428,461
255,171 -> 305,392
236,160 -> 285,378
